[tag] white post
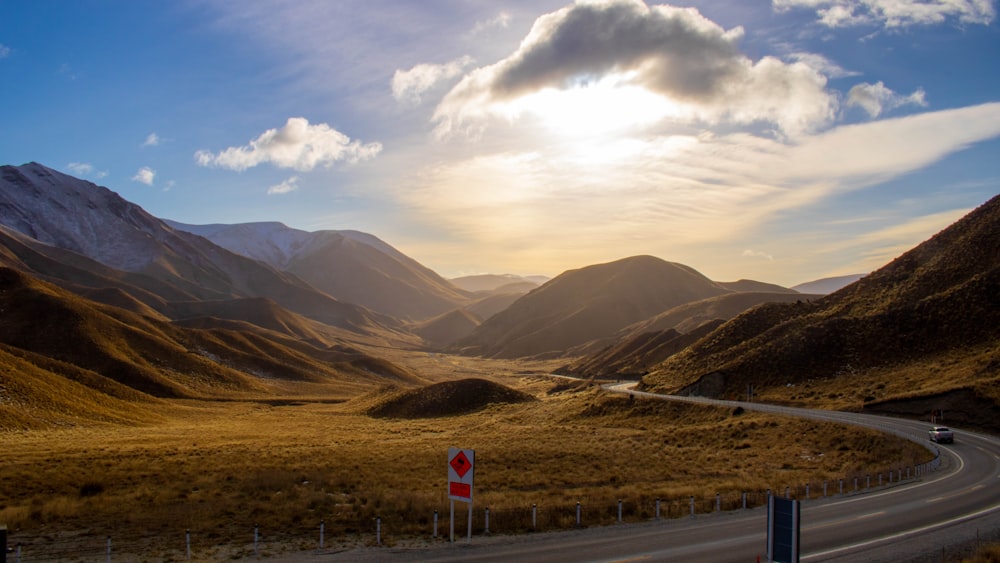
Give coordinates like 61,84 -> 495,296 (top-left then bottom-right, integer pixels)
655,498 -> 661,519
689,496 -> 695,518
485,507 -> 490,534
106,536 -> 111,563
186,529 -> 191,560
618,499 -> 623,523
450,500 -> 455,543
576,502 -> 581,527
320,520 -> 325,549
823,480 -> 828,497
879,474 -> 883,487
742,491 -> 747,509
716,493 -> 721,511
376,516 -> 381,546
839,479 -> 844,494
466,504 -> 472,544
805,483 -> 810,499
532,504 -> 537,530
785,486 -> 790,499
433,511 -> 438,538
254,524 -> 259,556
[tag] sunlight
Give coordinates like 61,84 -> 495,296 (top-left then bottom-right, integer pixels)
501,74 -> 685,138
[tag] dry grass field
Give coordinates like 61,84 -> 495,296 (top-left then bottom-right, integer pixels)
0,352 -> 934,559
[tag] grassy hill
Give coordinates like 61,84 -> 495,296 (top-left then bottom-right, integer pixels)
0,267 -> 423,426
639,194 -> 1000,430
452,256 -> 731,358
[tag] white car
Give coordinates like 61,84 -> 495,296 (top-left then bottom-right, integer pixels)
929,426 -> 954,444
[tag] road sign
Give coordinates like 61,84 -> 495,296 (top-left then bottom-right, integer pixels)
767,494 -> 800,563
448,447 -> 475,502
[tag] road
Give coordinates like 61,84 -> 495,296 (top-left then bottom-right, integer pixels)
283,385 -> 1000,562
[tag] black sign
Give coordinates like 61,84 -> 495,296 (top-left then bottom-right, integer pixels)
767,495 -> 800,563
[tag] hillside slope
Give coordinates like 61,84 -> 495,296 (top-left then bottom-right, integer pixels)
451,256 -> 730,358
168,221 -> 472,321
640,194 -> 1000,423
0,268 -> 422,406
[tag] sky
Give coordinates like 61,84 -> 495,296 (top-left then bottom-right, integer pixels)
1,0 -> 998,287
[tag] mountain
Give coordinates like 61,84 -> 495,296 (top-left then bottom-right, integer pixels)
409,309 -> 482,349
619,291 -> 822,338
168,220 -> 472,322
0,163 -> 404,339
639,194 -> 1000,421
790,274 -> 866,294
450,274 -> 545,293
450,255 -> 732,358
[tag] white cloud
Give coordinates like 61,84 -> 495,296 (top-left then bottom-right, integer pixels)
131,166 -> 155,186
787,52 -> 859,79
66,162 -> 108,179
267,176 -> 300,195
66,162 -> 94,176
142,133 -> 160,147
392,56 -> 474,105
846,81 -> 927,118
433,0 -> 837,138
743,249 -> 775,261
0,44 -> 10,58
773,0 -> 996,28
195,117 -> 382,172
468,11 -> 512,36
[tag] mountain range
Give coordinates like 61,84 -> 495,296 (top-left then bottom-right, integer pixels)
3,161 -> 992,430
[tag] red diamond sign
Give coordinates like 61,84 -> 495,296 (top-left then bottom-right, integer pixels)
450,450 -> 471,478
447,447 -> 475,502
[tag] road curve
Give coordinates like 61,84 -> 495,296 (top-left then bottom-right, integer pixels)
292,385 -> 1000,562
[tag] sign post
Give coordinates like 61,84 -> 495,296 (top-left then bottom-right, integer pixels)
447,447 -> 475,543
766,494 -> 800,563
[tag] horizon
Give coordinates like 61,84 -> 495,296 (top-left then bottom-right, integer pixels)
1,1 -> 998,286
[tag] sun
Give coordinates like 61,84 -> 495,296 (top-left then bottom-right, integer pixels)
502,73 -> 685,138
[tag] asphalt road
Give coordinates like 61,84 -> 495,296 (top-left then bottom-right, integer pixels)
282,386 -> 1000,562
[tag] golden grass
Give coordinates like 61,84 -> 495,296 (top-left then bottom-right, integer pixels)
0,353 -> 935,558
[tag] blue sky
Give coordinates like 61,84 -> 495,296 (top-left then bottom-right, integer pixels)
1,0 -> 998,286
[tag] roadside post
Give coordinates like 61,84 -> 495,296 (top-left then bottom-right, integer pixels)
447,447 -> 475,544
1,524 -> 6,563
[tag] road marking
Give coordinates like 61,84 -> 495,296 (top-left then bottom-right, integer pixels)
606,557 -> 651,563
926,496 -> 946,503
803,503 -> 1000,560
806,511 -> 886,531
969,484 -> 985,492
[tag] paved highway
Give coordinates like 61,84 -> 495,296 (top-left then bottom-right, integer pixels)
294,385 -> 1000,562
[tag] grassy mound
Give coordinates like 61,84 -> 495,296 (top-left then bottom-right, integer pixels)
367,378 -> 535,418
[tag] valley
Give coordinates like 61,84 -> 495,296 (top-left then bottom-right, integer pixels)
0,350 -> 933,560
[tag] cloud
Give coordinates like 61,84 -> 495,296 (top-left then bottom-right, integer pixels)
66,162 -> 108,179
142,133 -> 160,147
846,81 -> 927,118
392,56 -> 474,105
0,44 -> 10,58
267,176 -> 300,195
468,11 -> 512,36
743,249 -> 775,261
403,103 -> 1000,274
433,0 -> 837,137
787,53 -> 859,79
131,166 -> 155,185
772,0 -> 996,28
67,162 -> 94,176
195,117 -> 382,172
